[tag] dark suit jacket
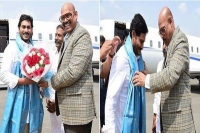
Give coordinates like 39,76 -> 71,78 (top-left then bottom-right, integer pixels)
51,23 -> 96,125
150,27 -> 196,132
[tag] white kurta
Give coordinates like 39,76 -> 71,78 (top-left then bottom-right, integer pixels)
153,60 -> 163,133
48,50 -> 64,133
103,46 -> 139,133
0,41 -> 32,123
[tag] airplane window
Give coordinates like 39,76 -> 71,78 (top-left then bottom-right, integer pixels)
150,40 -> 153,47
49,34 -> 52,40
95,36 -> 98,42
158,41 -> 161,48
191,46 -> 193,52
38,33 -> 42,40
100,27 -> 103,32
197,47 -> 199,53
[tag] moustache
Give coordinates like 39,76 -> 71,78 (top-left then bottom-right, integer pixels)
55,39 -> 62,44
23,32 -> 29,36
62,20 -> 70,27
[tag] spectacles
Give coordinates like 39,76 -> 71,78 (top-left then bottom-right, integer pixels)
158,23 -> 168,35
59,12 -> 73,23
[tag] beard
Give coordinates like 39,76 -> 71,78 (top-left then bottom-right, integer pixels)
55,39 -> 62,45
20,32 -> 32,43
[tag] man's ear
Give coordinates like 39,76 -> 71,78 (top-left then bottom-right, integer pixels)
74,11 -> 78,19
131,30 -> 136,41
132,30 -> 136,37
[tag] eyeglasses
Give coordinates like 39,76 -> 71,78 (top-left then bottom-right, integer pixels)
59,12 -> 73,23
158,23 -> 168,35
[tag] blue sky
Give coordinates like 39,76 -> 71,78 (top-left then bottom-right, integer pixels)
0,0 -> 99,25
100,1 -> 200,37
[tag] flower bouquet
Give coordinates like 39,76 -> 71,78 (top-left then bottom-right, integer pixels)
21,45 -> 54,98
22,47 -> 51,82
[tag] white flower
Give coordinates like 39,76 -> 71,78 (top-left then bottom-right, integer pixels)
41,56 -> 44,60
31,66 -> 36,73
37,53 -> 41,56
39,59 -> 43,65
35,63 -> 39,69
25,65 -> 31,74
31,51 -> 36,55
28,53 -> 32,57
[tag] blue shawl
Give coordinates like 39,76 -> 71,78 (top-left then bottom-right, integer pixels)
0,33 -> 44,133
121,35 -> 146,133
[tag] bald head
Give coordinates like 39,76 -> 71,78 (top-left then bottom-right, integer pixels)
158,6 -> 173,26
158,7 -> 175,46
61,2 -> 75,13
60,2 -> 78,33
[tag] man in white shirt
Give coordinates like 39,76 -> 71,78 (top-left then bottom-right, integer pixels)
45,25 -> 66,133
100,36 -> 121,132
103,14 -> 148,133
0,14 -> 43,133
152,43 -> 167,133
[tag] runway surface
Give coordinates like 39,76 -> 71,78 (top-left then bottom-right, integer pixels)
0,71 -> 199,133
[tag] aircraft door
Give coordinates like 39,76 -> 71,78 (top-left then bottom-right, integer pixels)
0,20 -> 9,53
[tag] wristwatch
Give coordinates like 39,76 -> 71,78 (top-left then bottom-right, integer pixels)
109,53 -> 115,58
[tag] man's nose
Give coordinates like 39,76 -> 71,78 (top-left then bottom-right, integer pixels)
141,43 -> 144,49
55,35 -> 59,39
24,27 -> 28,32
160,34 -> 164,38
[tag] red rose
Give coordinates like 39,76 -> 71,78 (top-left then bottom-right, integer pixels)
38,67 -> 44,76
38,48 -> 45,55
44,59 -> 50,65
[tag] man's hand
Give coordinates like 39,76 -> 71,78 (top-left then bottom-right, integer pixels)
100,36 -> 121,61
110,36 -> 121,55
152,113 -> 157,133
38,80 -> 48,88
46,99 -> 56,113
141,61 -> 148,75
132,71 -> 146,87
18,77 -> 35,85
100,40 -> 113,61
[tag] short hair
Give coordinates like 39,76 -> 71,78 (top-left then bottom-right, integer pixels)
129,13 -> 148,38
18,14 -> 33,28
56,24 -> 66,36
100,35 -> 105,44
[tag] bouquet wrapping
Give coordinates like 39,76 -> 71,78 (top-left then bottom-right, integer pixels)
21,42 -> 55,98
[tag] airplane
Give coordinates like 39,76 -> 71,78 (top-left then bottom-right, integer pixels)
0,18 -> 99,88
100,19 -> 200,84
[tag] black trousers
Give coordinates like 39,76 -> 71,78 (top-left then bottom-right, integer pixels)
63,121 -> 93,133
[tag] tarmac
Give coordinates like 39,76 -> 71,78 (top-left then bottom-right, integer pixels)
0,69 -> 100,133
0,70 -> 199,133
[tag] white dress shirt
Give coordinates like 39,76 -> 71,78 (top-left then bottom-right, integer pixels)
103,46 -> 139,133
0,41 -> 32,123
48,49 -> 64,133
153,60 -> 163,133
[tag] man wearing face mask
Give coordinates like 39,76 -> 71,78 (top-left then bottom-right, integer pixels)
46,24 -> 65,133
0,14 -> 43,133
103,14 -> 148,133
133,7 -> 196,133
38,2 -> 96,133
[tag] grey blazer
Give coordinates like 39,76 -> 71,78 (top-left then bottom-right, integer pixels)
150,27 -> 196,133
51,23 -> 96,125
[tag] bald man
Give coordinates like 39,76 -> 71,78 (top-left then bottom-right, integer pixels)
39,2 -> 95,133
133,7 -> 196,133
